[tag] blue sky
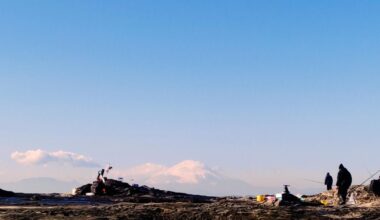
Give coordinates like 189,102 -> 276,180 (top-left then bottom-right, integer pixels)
0,1 -> 380,192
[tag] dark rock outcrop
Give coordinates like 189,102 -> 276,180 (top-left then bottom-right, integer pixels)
104,179 -> 131,195
74,179 -> 215,203
0,188 -> 15,197
75,184 -> 91,195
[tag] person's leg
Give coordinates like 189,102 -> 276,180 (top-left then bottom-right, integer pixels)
338,188 -> 343,204
340,187 -> 348,204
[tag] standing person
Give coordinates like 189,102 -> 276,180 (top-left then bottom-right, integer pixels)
97,169 -> 105,183
325,172 -> 333,190
336,164 -> 352,205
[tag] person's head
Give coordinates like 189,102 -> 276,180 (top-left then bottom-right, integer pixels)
327,172 -> 330,175
339,164 -> 344,169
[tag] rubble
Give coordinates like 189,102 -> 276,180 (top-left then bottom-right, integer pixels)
305,185 -> 380,206
0,183 -> 380,219
1,195 -> 380,220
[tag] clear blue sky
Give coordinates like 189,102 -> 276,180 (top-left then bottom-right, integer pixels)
0,1 -> 379,187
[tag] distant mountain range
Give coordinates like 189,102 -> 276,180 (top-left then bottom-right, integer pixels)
111,160 -> 325,196
0,164 -> 324,196
0,177 -> 80,194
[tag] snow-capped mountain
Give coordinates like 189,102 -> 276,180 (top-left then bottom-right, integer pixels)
111,160 -> 255,196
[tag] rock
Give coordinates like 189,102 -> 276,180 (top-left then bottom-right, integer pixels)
75,184 -> 92,195
84,179 -> 132,196
91,181 -> 106,195
30,195 -> 41,201
274,193 -> 303,207
305,185 -> 379,205
75,179 -> 215,203
104,179 -> 130,195
0,188 -> 15,197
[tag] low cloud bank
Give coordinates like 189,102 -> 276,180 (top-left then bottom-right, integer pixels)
111,160 -> 255,196
11,149 -> 99,168
117,160 -> 213,185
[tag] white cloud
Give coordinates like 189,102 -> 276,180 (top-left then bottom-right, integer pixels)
153,160 -> 213,184
118,163 -> 166,179
110,160 -> 255,196
113,160 -> 213,185
11,149 -> 99,168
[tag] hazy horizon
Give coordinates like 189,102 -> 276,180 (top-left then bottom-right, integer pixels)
1,1 -> 379,195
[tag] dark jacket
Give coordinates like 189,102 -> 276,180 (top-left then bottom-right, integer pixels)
336,166 -> 352,188
325,174 -> 333,186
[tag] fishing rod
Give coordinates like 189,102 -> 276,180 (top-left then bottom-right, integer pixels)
351,169 -> 380,191
345,169 -> 380,204
347,169 -> 380,198
303,178 -> 324,185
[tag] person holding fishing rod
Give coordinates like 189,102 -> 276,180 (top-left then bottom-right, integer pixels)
336,164 -> 352,205
324,172 -> 333,190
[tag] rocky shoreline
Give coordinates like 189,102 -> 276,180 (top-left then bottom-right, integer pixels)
0,183 -> 379,219
0,197 -> 379,220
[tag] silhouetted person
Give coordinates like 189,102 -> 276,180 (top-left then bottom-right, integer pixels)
284,185 -> 290,194
97,169 -> 105,182
325,172 -> 333,190
336,164 -> 352,205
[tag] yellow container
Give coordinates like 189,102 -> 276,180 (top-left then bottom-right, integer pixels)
256,195 -> 265,202
320,200 -> 328,206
